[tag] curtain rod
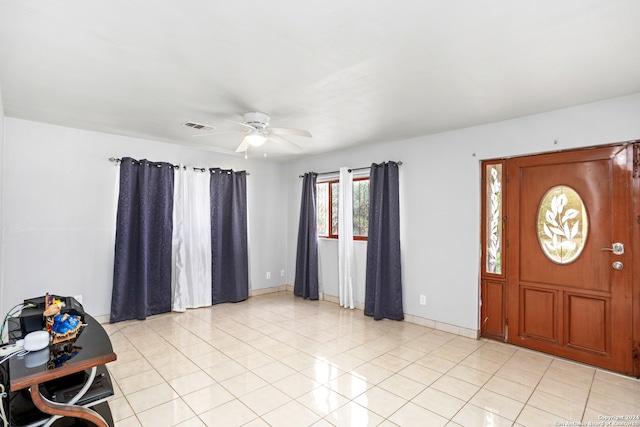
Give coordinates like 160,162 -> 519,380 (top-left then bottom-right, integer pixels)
109,157 -> 250,175
298,161 -> 402,178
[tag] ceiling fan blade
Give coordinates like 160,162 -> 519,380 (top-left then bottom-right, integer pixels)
268,134 -> 303,153
235,138 -> 249,153
269,127 -> 312,137
225,119 -> 255,129
192,130 -> 243,137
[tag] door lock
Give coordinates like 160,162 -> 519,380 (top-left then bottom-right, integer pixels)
602,242 -> 624,255
612,261 -> 624,270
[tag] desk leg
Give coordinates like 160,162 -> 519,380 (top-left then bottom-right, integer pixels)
29,386 -> 108,427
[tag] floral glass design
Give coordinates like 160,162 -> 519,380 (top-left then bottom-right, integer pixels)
486,164 -> 502,274
537,185 -> 588,264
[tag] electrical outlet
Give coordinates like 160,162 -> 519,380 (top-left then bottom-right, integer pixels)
281,270 -> 285,277
419,295 -> 426,305
266,272 -> 271,279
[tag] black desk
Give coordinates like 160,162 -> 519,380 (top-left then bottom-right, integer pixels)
7,314 -> 117,426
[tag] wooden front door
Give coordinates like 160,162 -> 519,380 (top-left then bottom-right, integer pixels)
481,144 -> 640,375
505,145 -> 634,374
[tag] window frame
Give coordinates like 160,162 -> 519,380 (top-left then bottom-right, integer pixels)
481,160 -> 506,278
317,176 -> 369,241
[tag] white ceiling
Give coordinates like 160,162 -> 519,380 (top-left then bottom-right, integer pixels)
1,1 -> 639,160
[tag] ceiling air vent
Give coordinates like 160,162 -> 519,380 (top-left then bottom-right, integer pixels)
182,121 -> 215,132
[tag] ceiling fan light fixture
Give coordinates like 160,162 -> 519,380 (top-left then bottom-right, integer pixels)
246,131 -> 267,147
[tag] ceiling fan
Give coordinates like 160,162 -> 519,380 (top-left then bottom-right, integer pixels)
186,112 -> 312,154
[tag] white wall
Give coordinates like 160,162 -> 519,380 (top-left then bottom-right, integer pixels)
1,118 -> 289,317
0,88 -> 5,314
286,92 -> 640,332
2,92 -> 639,331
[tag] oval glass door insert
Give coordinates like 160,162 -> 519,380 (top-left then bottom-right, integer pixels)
537,185 -> 588,264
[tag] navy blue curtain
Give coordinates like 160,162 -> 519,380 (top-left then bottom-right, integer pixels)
294,172 -> 319,299
210,168 -> 249,304
365,161 -> 403,320
110,158 -> 175,323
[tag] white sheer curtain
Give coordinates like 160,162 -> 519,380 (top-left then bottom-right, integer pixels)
338,167 -> 356,309
172,167 -> 212,311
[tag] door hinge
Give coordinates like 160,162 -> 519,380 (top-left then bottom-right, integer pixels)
633,341 -> 640,379
633,144 -> 640,179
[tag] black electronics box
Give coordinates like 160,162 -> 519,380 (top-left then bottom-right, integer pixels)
44,364 -> 113,406
20,295 -> 85,335
18,306 -> 45,335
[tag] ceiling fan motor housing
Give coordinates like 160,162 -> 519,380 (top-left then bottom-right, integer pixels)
243,112 -> 270,130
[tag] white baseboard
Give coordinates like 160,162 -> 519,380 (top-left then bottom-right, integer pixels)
249,285 -> 289,296
102,285 -> 479,339
249,286 -> 479,339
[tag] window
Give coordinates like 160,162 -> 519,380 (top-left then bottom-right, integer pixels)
484,163 -> 503,274
317,178 -> 369,240
536,185 -> 588,264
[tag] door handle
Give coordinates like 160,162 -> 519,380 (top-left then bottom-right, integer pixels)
602,242 -> 624,255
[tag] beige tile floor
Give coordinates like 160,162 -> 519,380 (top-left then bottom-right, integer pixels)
103,292 -> 640,427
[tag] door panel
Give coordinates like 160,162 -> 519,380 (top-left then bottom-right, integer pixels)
520,286 -> 556,343
518,161 -> 610,291
506,145 -> 633,374
480,279 -> 506,340
480,161 -> 507,341
565,293 -> 608,355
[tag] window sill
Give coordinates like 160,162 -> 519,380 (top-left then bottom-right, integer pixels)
318,237 -> 368,242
